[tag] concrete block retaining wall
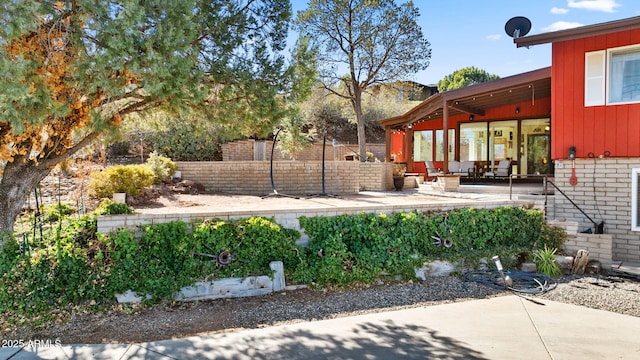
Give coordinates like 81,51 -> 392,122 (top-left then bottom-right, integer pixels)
97,200 -> 528,246
551,158 -> 640,262
547,220 -> 613,269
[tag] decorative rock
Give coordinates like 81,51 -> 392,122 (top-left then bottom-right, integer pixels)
586,260 -> 601,274
555,255 -> 574,275
415,260 -> 456,280
115,290 -> 152,303
179,180 -> 195,187
521,262 -> 537,273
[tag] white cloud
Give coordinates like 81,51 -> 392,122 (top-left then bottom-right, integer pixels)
550,7 -> 569,14
567,0 -> 621,13
486,34 -> 501,41
543,21 -> 584,31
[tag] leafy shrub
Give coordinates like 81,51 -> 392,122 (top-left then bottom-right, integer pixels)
96,199 -> 135,215
538,224 -> 567,250
107,222 -> 198,302
299,207 -> 546,286
42,202 -> 76,222
145,151 -> 177,184
192,217 -> 303,279
146,121 -> 222,161
105,217 -> 302,304
532,246 -> 562,277
89,164 -> 154,198
0,213 -> 109,315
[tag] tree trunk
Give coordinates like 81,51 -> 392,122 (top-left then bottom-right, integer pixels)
351,82 -> 367,162
0,156 -> 51,244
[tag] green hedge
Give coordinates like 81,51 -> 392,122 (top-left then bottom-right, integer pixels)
298,207 -> 549,286
0,206 -> 562,319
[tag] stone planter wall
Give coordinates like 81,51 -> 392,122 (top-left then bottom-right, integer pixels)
547,220 -> 613,269
436,175 -> 460,192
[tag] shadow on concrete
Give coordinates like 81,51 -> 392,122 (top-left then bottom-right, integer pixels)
141,320 -> 489,359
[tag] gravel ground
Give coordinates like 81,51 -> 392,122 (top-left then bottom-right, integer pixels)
538,274 -> 640,316
5,273 -> 638,344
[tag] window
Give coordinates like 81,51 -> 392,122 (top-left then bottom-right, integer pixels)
459,123 -> 488,161
414,130 -> 455,161
632,168 -> 640,231
413,131 -> 433,161
609,48 -> 640,104
585,45 -> 640,106
435,129 -> 455,161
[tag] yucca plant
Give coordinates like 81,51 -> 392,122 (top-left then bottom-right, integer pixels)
532,246 -> 563,277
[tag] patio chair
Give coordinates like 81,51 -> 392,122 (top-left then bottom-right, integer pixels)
485,159 -> 511,179
425,161 -> 444,181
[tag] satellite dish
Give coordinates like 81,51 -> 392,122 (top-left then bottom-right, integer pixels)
505,16 -> 532,38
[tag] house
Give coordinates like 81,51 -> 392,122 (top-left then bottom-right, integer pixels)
515,16 -> 640,264
381,16 -> 640,264
381,67 -> 552,180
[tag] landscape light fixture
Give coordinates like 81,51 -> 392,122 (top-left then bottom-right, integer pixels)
492,255 -> 513,288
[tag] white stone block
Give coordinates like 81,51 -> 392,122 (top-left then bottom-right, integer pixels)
415,260 -> 456,280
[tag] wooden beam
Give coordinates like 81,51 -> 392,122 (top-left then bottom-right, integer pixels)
449,102 -> 485,116
443,100 -> 449,172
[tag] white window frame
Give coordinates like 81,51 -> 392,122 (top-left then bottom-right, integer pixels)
584,44 -> 640,107
632,168 -> 640,231
607,44 -> 640,105
585,50 -> 606,106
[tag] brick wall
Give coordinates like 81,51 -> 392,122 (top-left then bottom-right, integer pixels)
176,161 -> 367,195
221,140 -> 256,161
359,163 -> 394,191
551,158 -> 640,262
221,140 -> 386,162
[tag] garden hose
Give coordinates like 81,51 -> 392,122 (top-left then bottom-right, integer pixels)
463,269 -> 557,295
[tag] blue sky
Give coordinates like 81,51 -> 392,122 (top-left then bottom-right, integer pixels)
290,0 -> 640,85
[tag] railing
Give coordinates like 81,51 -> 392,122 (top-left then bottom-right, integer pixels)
543,178 -> 604,234
507,174 -> 603,234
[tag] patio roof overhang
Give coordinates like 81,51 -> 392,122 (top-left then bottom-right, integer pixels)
380,67 -> 551,130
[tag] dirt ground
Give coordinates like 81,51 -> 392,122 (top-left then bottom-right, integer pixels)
11,281 -> 488,345
21,286 -> 335,344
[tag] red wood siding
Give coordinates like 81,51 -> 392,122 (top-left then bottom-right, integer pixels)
551,29 -> 640,159
390,130 -> 405,162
